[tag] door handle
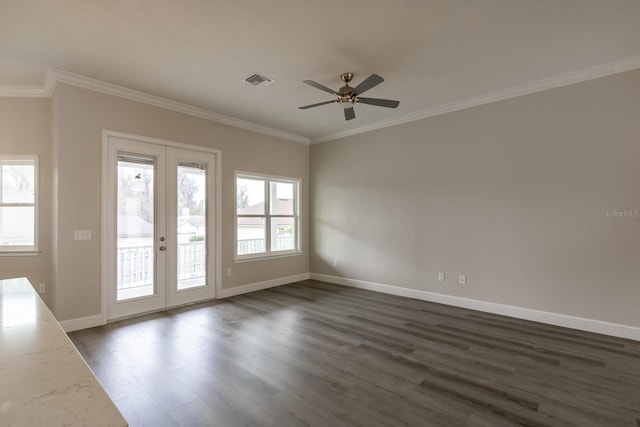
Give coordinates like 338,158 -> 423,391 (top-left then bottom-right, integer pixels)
159,246 -> 166,251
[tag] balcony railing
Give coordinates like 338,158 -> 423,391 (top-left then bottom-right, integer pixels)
117,245 -> 153,290
177,241 -> 206,281
237,239 -> 265,255
237,236 -> 295,255
117,237 -> 295,290
117,241 -> 206,290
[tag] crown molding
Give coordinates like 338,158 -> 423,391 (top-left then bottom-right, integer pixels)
2,55 -> 639,145
48,68 -> 309,144
0,68 -> 56,98
0,67 -> 309,145
311,55 -> 640,143
0,86 -> 49,97
0,85 -> 52,97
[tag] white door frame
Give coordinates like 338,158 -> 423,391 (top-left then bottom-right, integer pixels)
101,130 -> 222,322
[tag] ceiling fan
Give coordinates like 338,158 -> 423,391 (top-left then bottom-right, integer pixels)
299,73 -> 400,121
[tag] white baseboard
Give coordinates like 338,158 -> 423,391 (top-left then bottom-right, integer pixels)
310,273 -> 640,341
60,273 -> 640,341
219,273 -> 311,298
59,274 -> 310,332
59,314 -> 105,333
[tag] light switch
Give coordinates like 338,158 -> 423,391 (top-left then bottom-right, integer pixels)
74,230 -> 92,240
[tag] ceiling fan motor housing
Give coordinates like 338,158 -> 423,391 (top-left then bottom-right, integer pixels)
338,85 -> 355,103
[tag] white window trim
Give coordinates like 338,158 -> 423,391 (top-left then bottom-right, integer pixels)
0,155 -> 39,256
234,171 -> 301,262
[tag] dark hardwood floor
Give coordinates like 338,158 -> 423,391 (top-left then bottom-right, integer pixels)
68,280 -> 640,427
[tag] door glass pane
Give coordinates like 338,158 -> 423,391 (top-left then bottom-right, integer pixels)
116,154 -> 155,301
271,217 -> 295,252
177,162 -> 206,290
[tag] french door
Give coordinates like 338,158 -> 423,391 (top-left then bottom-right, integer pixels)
103,133 -> 219,320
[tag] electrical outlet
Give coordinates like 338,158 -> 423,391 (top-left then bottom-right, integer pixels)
438,272 -> 445,282
39,283 -> 46,293
459,274 -> 466,285
226,268 -> 232,277
333,259 -> 338,267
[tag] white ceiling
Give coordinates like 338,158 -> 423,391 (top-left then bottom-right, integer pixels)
1,1 -> 640,143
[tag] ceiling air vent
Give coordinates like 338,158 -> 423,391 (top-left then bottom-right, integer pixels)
243,73 -> 274,87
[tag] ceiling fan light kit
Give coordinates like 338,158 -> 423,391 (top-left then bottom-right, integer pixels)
299,72 -> 400,121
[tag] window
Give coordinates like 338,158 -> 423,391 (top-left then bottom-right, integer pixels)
0,156 -> 38,254
236,172 -> 300,260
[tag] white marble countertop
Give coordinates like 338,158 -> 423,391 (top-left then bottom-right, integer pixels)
0,277 -> 127,426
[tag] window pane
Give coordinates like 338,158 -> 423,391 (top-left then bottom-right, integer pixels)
271,217 -> 295,252
237,177 -> 265,215
237,216 -> 265,255
0,206 -> 34,246
270,181 -> 295,215
177,163 -> 206,290
1,162 -> 35,203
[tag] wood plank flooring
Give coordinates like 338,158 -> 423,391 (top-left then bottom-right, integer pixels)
68,280 -> 640,426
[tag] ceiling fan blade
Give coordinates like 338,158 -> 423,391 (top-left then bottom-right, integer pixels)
357,97 -> 400,108
299,100 -> 337,109
344,106 -> 356,121
353,74 -> 384,95
303,80 -> 339,95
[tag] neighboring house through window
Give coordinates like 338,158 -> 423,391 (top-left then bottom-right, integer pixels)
235,172 -> 300,260
0,156 -> 38,254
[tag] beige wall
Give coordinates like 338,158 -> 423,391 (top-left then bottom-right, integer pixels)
53,84 -> 309,321
310,70 -> 640,327
3,69 -> 639,330
0,98 -> 53,305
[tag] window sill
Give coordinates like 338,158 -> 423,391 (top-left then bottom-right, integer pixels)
234,251 -> 303,263
0,250 -> 41,257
